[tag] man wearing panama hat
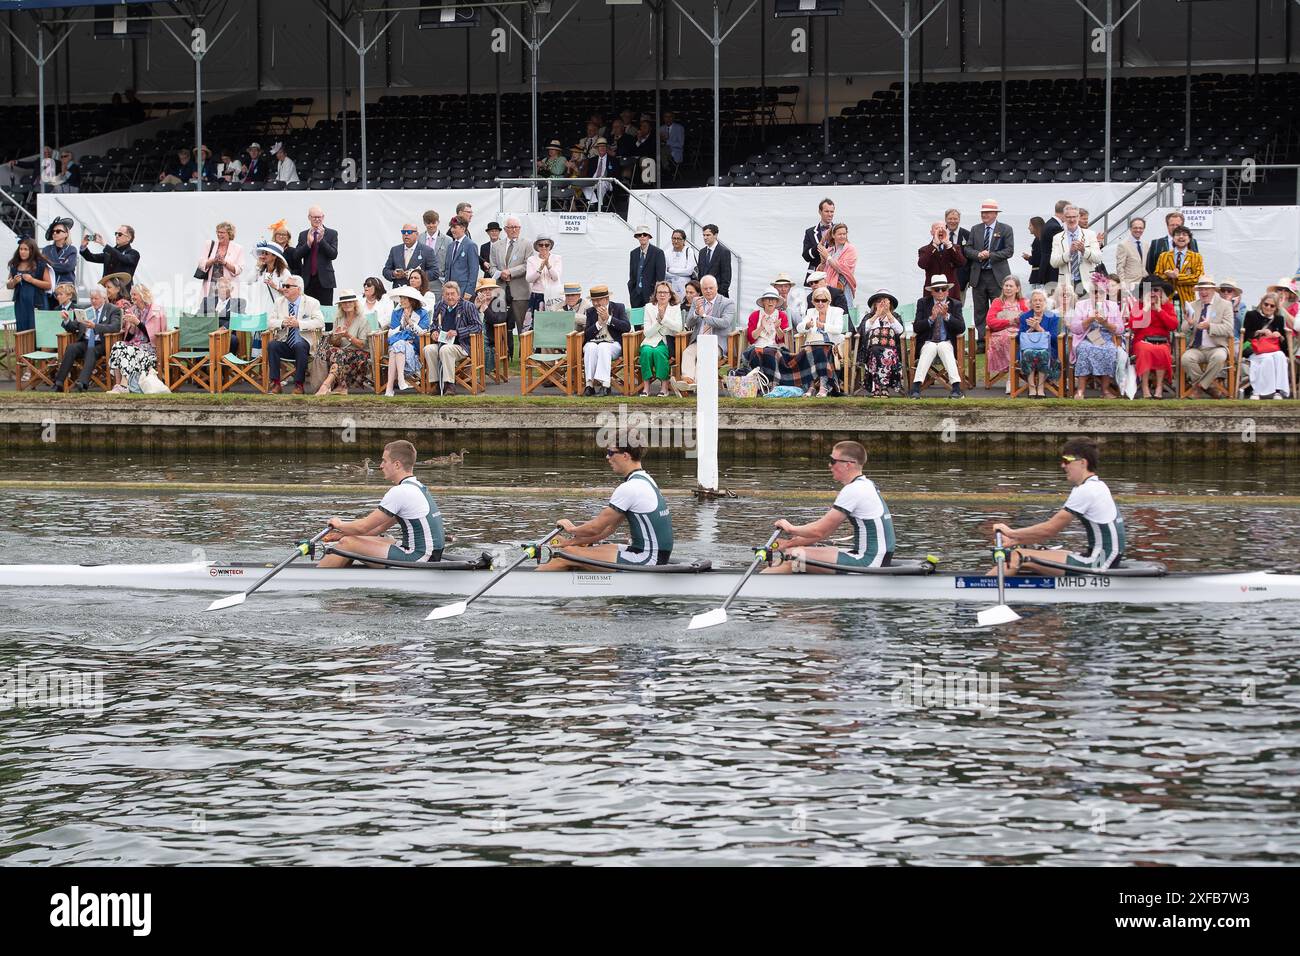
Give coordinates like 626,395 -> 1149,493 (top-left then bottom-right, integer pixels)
627,225 -> 666,309
1180,276 -> 1235,398
962,198 -> 1014,347
537,140 -> 567,178
909,275 -> 966,399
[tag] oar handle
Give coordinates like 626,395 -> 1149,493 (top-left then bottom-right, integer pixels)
463,526 -> 563,607
720,529 -> 782,612
244,525 -> 332,598
993,531 -> 1008,606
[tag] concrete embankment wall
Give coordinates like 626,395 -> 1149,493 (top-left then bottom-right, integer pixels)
2,396 -> 1297,463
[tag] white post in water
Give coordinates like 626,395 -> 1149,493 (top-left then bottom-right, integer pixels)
696,334 -> 720,491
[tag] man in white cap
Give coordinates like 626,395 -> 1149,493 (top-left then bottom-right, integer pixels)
962,198 -> 1014,348
242,142 -> 270,183
627,225 -> 666,309
1180,276 -> 1234,399
804,271 -> 847,312
909,275 -> 966,400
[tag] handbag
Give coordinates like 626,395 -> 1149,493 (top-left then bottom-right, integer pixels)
194,241 -> 213,281
725,368 -> 769,398
1251,335 -> 1282,355
1021,330 -> 1051,351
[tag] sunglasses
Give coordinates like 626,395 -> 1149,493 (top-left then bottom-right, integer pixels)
537,242 -> 553,248
1261,303 -> 1277,308
829,457 -> 854,466
604,448 -> 624,458
1060,455 -> 1081,464
401,230 -> 416,235
814,298 -> 831,304
114,231 -> 127,237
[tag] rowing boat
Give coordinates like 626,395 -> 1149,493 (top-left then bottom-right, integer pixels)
2,561 -> 1298,605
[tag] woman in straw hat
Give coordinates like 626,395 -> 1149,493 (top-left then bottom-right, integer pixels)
316,289 -> 372,395
382,286 -> 430,396
741,287 -> 790,388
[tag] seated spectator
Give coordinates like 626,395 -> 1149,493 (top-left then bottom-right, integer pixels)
579,119 -> 602,158
985,276 -> 1026,393
474,275 -> 509,368
382,286 -> 430,396
1127,277 -> 1178,399
267,274 -> 324,395
582,285 -> 630,397
1154,225 -> 1203,308
109,283 -> 167,391
272,142 -> 299,184
1023,216 -> 1047,288
407,266 -> 436,312
798,289 -> 847,397
536,140 -> 567,178
908,276 -> 965,400
1241,292 -> 1291,400
817,223 -> 858,312
241,142 -> 271,183
639,281 -> 683,397
664,229 -> 697,300
564,144 -> 588,207
218,148 -> 243,182
316,289 -> 371,395
630,119 -> 657,187
54,150 -> 80,193
200,275 -> 246,326
1217,278 -> 1247,338
1180,276 -> 1234,399
917,221 -> 966,301
679,279 -> 727,388
583,140 -> 614,209
196,145 -> 219,183
560,281 -> 593,331
804,271 -> 847,312
772,272 -> 805,327
742,287 -> 791,387
1017,290 -> 1061,398
422,280 -> 482,396
660,111 -> 685,167
1069,269 -> 1126,399
855,289 -> 905,397
159,147 -> 197,186
52,285 -> 120,392
526,234 -> 564,322
361,277 -> 388,327
1266,278 -> 1298,325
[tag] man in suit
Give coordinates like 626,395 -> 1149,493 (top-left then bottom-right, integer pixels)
421,279 -> 483,396
583,139 -> 614,210
917,221 -> 967,301
489,216 -> 529,360
294,205 -> 338,305
804,271 -> 848,313
199,275 -> 247,326
267,274 -> 325,394
1050,205 -> 1104,298
420,209 -> 450,284
1038,199 -> 1068,288
241,142 -> 271,184
908,276 -> 967,400
79,224 -> 140,283
1114,217 -> 1147,291
581,284 -> 631,396
943,208 -> 972,292
382,223 -> 431,285
627,225 -> 667,308
51,286 -> 121,392
690,274 -> 738,334
442,216 -> 480,294
692,224 -> 732,298
1145,211 -> 1201,276
1181,276 -> 1235,399
455,202 -> 476,248
480,221 -> 501,276
962,199 -> 1014,344
801,198 -> 836,285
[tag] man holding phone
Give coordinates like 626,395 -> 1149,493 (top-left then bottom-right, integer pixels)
80,224 -> 140,283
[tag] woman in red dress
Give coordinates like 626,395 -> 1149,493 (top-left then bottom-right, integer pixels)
984,275 -> 1026,393
1128,277 -> 1178,399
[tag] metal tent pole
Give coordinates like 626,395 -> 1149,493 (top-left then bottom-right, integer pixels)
654,1 -> 661,177
1072,0 -> 1145,183
1184,0 -> 1192,148
321,4 -> 401,190
161,8 -> 238,194
869,0 -> 947,187
999,0 -> 1006,154
3,19 -> 78,198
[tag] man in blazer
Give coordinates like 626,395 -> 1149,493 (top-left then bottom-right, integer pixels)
51,286 -> 121,392
962,199 -> 1014,343
917,221 -> 967,301
1181,276 -> 1235,398
1049,204 -> 1104,297
581,284 -> 631,396
802,198 -> 836,285
1038,200 -> 1067,287
419,210 -> 451,284
692,224 -> 732,298
804,271 -> 848,312
199,275 -> 247,325
293,206 -> 338,305
690,275 -> 737,334
627,225 -> 667,308
267,274 -> 325,394
442,216 -> 480,294
489,216 -> 530,359
943,208 -> 972,291
1114,217 -> 1147,291
241,142 -> 271,184
1144,210 -> 1200,275
382,223 -> 431,285
79,224 -> 140,283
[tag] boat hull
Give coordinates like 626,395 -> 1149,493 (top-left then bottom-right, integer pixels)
1,562 -> 1298,605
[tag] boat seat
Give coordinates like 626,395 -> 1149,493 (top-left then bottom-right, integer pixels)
1022,556 -> 1167,577
552,552 -> 712,573
322,547 -> 492,571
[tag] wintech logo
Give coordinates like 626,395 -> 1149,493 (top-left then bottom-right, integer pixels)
49,886 -> 151,936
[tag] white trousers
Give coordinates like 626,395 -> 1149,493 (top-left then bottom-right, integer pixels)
1248,352 -> 1291,397
422,341 -> 467,385
912,340 -> 961,384
584,340 -> 621,385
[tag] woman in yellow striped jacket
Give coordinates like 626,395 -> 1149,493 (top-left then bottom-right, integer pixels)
1153,225 -> 1204,308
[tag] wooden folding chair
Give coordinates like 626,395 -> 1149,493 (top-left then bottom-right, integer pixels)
490,321 -> 511,383
0,302 -> 17,382
616,307 -> 646,396
452,331 -> 487,394
161,313 -> 221,391
55,309 -> 121,391
1009,332 -> 1070,398
216,313 -> 268,393
15,311 -> 64,390
1176,329 -> 1237,398
520,311 -> 581,395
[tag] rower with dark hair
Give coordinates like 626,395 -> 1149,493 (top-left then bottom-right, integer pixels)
318,440 -> 445,567
764,440 -> 896,573
991,437 -> 1125,575
540,437 -> 673,570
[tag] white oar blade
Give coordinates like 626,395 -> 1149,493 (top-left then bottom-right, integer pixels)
977,604 -> 1021,628
688,608 -> 728,631
425,601 -> 468,621
205,592 -> 246,612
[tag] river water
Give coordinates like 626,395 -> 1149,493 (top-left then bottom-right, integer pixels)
2,452 -> 1298,865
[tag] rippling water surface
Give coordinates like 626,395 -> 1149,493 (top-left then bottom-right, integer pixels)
2,453 -> 1298,865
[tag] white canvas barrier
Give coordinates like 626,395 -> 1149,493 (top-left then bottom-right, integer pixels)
40,185 -> 1300,315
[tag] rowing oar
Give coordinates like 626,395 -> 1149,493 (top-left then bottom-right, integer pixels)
688,529 -> 781,631
425,526 -> 563,621
977,531 -> 1022,627
206,526 -> 332,612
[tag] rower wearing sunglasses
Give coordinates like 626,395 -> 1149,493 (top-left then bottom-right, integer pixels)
991,436 -> 1125,575
764,440 -> 896,573
540,439 -> 674,570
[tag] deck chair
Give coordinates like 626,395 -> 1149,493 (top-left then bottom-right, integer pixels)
217,313 -> 268,392
56,318 -> 122,392
490,321 -> 511,383
160,313 -> 221,391
0,302 -> 16,381
1009,331 -> 1070,398
520,310 -> 581,395
794,328 -> 854,394
452,331 -> 487,394
15,311 -> 65,390
1176,328 -> 1237,399
616,307 -> 646,396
